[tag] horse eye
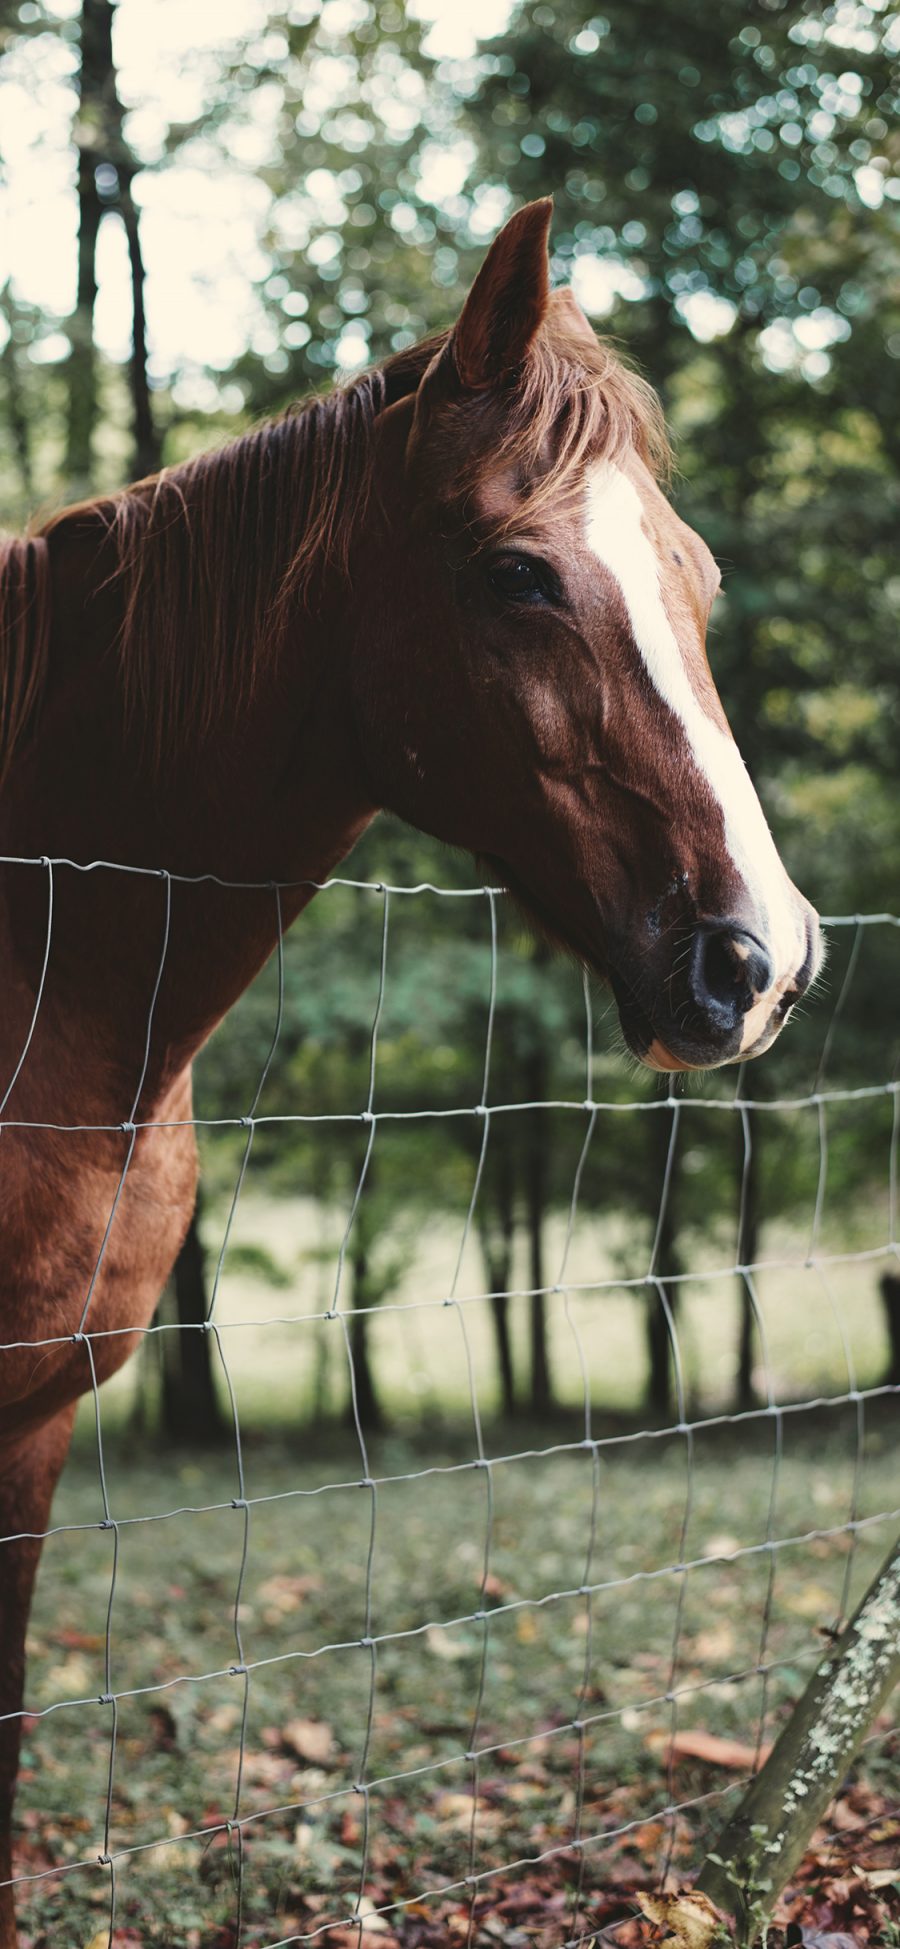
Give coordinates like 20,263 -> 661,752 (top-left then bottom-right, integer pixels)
487,555 -> 549,602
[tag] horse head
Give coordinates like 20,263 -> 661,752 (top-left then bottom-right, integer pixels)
356,199 -> 820,1071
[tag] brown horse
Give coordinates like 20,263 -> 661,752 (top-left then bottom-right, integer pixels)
0,199 -> 819,1940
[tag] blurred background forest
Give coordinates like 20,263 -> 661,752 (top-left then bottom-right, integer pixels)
1,0 -> 899,1443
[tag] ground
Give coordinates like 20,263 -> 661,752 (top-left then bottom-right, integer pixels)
12,1408 -> 899,1948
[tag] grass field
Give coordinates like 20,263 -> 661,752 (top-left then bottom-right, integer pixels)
14,1398 -> 899,1948
96,1188 -> 896,1434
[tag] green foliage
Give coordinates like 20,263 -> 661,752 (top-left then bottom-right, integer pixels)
220,1240 -> 295,1288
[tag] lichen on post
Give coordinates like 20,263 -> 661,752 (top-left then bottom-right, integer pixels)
696,1531 -> 900,1943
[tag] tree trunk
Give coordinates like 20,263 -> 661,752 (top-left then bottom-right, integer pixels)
646,1112 -> 682,1419
65,0 -> 113,491
490,1288 -> 515,1417
697,1532 -> 900,1942
477,1132 -> 516,1415
310,1195 -> 335,1425
65,144 -> 103,490
160,1203 -> 223,1442
346,1242 -> 383,1434
736,1108 -> 761,1409
0,291 -> 33,501
118,171 -> 160,477
524,1041 -> 552,1415
879,1273 -> 900,1386
65,0 -> 159,490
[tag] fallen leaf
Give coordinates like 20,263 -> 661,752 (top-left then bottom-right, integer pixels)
282,1718 -> 334,1765
690,1626 -> 736,1664
45,1652 -> 92,1699
435,1791 -> 479,1831
258,1571 -> 322,1615
481,1572 -> 510,1603
356,1896 -> 395,1935
206,1703 -> 239,1735
703,1534 -> 740,1559
654,1728 -> 771,1770
785,1583 -> 839,1619
244,1749 -> 295,1790
426,1625 -> 465,1661
637,1888 -> 727,1949
829,1796 -> 871,1834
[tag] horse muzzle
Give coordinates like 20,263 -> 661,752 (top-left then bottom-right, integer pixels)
612,902 -> 822,1073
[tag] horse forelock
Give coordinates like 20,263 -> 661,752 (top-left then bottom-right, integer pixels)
431,300 -> 671,538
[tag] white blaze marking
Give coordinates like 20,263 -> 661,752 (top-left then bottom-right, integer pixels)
584,460 -> 802,1004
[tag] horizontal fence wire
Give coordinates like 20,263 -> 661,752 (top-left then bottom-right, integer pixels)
0,853 -> 897,1948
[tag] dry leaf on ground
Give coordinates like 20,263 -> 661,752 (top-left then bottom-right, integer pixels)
650,1728 -> 772,1770
637,1888 -> 729,1949
282,1717 -> 334,1764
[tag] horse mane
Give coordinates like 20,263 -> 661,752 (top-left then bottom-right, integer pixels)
0,536 -> 51,793
0,307 -> 668,780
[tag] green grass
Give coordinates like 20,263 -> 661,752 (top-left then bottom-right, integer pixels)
15,1410 -> 899,1947
96,1191 -> 895,1435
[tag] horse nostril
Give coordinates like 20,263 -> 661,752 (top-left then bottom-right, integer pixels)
689,925 -> 773,1026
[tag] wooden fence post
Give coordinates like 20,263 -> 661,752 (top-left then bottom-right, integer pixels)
696,1531 -> 900,1941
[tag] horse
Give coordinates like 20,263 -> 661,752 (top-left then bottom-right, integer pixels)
0,197 -> 820,1941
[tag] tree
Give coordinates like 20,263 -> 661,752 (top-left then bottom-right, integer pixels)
0,286 -> 33,503
182,1 -> 475,420
158,1202 -> 223,1444
65,0 -> 159,487
475,1127 -> 518,1416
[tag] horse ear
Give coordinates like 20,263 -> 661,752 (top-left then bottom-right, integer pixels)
450,198 -> 553,390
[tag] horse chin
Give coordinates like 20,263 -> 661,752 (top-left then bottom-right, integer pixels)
632,1028 -> 736,1074
642,1039 -> 701,1074
611,981 -> 734,1075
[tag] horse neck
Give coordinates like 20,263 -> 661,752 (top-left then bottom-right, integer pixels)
0,515 -> 377,1124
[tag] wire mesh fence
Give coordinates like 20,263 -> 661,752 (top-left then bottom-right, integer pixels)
2,852 -> 898,1947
